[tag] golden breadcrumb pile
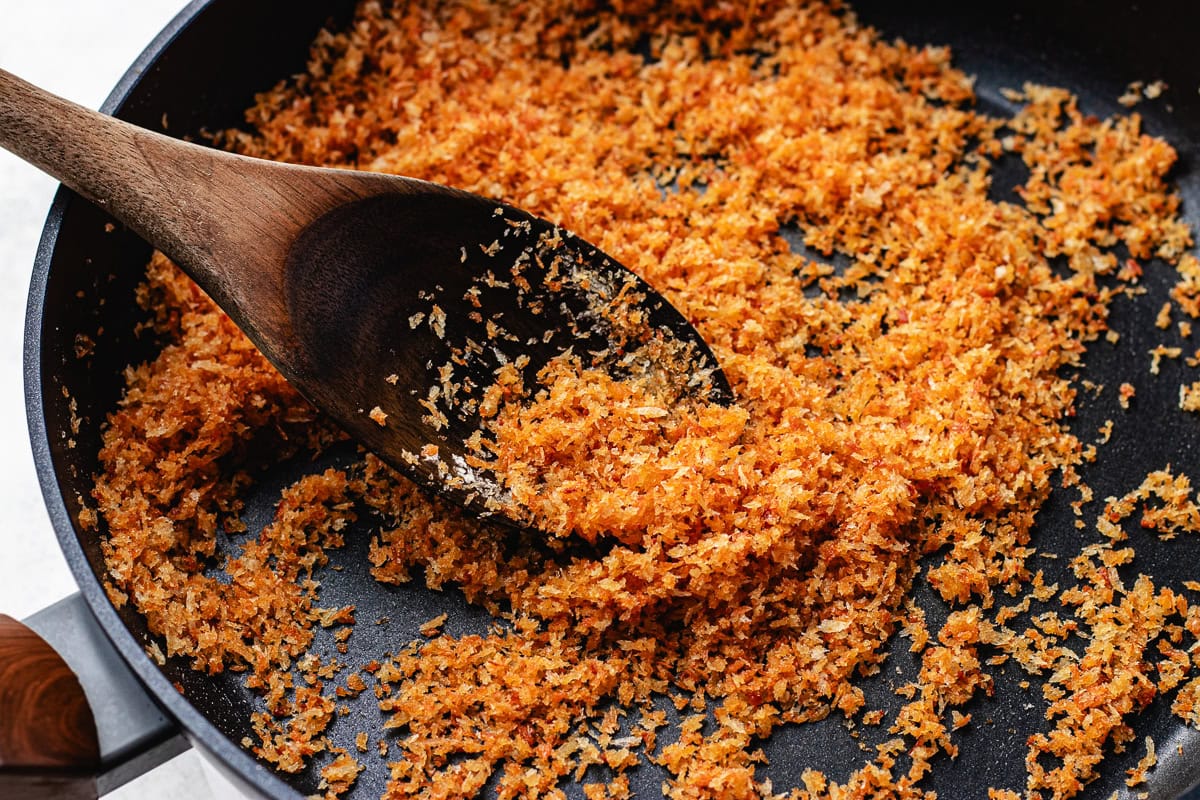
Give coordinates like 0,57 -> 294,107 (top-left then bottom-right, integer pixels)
90,1 -> 1200,798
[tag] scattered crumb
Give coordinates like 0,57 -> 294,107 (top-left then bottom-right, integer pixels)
1150,345 -> 1183,374
90,4 -> 1200,799
418,614 -> 448,637
1157,302 -> 1173,329
1119,382 -> 1136,410
145,639 -> 166,666
1125,736 -> 1156,787
1182,382 -> 1200,413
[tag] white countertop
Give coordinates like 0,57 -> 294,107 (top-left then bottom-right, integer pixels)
0,1 -> 227,796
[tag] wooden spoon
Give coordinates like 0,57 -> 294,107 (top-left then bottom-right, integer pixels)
0,68 -> 730,524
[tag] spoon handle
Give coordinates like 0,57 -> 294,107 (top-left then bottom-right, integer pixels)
0,67 -> 233,275
0,67 -> 364,339
0,68 -> 148,206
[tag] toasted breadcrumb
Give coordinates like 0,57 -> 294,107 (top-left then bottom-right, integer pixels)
1182,381 -> 1200,413
91,2 -> 1200,799
1157,302 -> 1173,329
1119,382 -> 1137,410
319,752 -> 363,798
1150,344 -> 1183,374
1125,736 -> 1157,787
418,613 -> 447,637
1119,81 -> 1145,107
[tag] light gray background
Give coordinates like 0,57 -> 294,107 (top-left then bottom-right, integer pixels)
0,0 -> 232,796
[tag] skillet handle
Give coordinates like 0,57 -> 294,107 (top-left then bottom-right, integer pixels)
0,594 -> 188,798
0,614 -> 99,800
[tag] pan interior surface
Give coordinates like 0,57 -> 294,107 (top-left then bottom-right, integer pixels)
28,1 -> 1200,799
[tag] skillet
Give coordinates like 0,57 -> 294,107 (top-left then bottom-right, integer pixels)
7,0 -> 1200,797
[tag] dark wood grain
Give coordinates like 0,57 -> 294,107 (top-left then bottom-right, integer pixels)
0,615 -> 98,799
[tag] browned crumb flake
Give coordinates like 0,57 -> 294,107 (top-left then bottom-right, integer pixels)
1119,382 -> 1137,410
320,751 -> 364,798
1182,381 -> 1200,413
1125,736 -> 1157,787
90,2 -> 1200,799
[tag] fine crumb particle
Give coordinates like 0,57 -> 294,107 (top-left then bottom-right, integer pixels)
1181,382 -> 1200,413
428,305 -> 447,338
1118,80 -> 1165,106
319,752 -> 363,796
1119,81 -> 1145,106
385,373 -> 399,385
1157,302 -> 1173,329
419,613 -> 448,637
368,406 -> 388,426
1119,382 -> 1137,410
145,639 -> 166,666
74,333 -> 96,359
1150,345 -> 1183,374
1125,736 -> 1156,787
355,732 -> 368,753
77,502 -> 98,531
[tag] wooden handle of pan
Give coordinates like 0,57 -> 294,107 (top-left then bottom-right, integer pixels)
0,614 -> 99,800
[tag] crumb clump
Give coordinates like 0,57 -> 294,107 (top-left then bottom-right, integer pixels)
91,1 -> 1200,798
1182,381 -> 1200,413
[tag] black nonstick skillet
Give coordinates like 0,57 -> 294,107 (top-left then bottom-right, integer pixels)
5,1 -> 1200,798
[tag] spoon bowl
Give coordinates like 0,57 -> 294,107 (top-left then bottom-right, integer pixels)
0,68 -> 730,524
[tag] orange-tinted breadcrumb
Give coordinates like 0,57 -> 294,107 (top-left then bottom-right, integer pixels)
91,1 -> 1200,798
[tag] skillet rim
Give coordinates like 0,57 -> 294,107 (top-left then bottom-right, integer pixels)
22,0 -> 303,796
20,1 -> 1200,798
